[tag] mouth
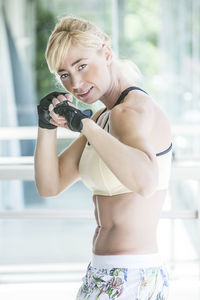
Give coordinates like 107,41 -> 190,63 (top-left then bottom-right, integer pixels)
78,86 -> 94,99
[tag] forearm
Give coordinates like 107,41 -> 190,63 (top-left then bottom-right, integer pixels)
81,119 -> 158,196
34,127 -> 60,197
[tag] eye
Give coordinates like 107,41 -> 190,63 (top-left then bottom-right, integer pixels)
78,64 -> 87,71
60,73 -> 69,80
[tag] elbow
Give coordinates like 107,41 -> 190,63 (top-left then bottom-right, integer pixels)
34,173 -> 61,198
137,183 -> 157,198
132,173 -> 158,198
36,184 -> 60,198
38,191 -> 59,198
136,162 -> 159,197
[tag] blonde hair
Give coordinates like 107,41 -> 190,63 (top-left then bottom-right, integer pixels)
45,16 -> 141,83
46,16 -> 111,72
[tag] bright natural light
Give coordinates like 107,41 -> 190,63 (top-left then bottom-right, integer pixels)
0,0 -> 200,299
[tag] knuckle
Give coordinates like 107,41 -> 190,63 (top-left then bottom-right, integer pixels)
65,93 -> 73,99
52,98 -> 56,105
57,94 -> 66,101
50,111 -> 57,120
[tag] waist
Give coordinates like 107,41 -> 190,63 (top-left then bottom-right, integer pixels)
91,252 -> 162,269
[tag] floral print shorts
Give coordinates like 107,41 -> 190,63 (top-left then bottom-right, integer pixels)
76,263 -> 169,299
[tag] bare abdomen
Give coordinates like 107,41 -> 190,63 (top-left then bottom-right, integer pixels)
92,190 -> 166,255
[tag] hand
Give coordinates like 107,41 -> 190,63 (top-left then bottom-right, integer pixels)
37,91 -> 67,129
53,101 -> 93,132
48,93 -> 74,129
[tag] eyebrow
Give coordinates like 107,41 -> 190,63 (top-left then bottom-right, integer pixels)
58,58 -> 87,73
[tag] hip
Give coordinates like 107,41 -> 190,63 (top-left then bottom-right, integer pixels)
76,253 -> 169,299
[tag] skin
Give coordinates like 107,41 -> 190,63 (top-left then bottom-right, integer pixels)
34,43 -> 171,255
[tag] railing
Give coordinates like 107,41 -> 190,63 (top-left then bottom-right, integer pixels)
0,161 -> 199,222
1,124 -> 200,140
0,126 -> 200,219
0,126 -> 79,140
0,208 -> 198,220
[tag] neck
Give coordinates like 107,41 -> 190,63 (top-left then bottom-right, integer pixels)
99,64 -> 132,110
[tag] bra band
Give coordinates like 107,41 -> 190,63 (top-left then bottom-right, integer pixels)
156,143 -> 172,157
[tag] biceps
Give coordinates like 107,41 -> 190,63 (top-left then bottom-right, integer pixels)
119,133 -> 156,161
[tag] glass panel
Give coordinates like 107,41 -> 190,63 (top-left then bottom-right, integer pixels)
0,219 -> 96,265
1,180 -> 93,210
169,180 -> 199,211
158,219 -> 200,263
1,0 -> 200,295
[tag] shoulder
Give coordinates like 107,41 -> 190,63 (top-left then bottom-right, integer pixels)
111,89 -> 154,121
110,89 -> 155,137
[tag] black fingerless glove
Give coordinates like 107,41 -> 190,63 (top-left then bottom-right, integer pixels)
37,91 -> 66,129
53,101 -> 93,132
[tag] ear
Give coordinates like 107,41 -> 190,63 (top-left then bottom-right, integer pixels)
102,44 -> 112,65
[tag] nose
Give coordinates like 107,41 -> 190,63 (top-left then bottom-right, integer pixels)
71,74 -> 84,91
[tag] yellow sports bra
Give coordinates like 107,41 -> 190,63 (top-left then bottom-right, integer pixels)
79,87 -> 172,196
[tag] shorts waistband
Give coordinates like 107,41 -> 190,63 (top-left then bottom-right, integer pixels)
91,253 -> 162,269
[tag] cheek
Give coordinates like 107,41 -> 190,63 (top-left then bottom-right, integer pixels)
90,63 -> 111,86
60,77 -> 73,92
61,81 -> 71,92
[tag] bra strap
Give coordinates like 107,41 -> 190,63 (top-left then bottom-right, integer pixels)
113,86 -> 148,107
89,86 -> 147,145
96,86 -> 148,122
95,107 -> 107,123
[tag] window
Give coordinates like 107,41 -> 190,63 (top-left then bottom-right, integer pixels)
0,0 -> 200,299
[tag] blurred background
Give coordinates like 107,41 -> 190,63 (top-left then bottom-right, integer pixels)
0,0 -> 200,299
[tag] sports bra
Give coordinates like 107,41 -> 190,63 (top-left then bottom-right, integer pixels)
79,87 -> 172,196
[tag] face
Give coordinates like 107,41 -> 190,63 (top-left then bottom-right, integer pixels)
57,44 -> 112,104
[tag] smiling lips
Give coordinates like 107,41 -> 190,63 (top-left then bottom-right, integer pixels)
78,86 -> 93,98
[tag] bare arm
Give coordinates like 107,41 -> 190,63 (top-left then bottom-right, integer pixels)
34,128 -> 59,197
34,102 -> 105,197
81,94 -> 159,197
34,127 -> 87,197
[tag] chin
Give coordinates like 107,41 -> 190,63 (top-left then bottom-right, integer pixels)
84,98 -> 98,105
79,95 -> 99,105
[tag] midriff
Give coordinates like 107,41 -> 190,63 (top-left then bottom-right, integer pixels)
92,189 -> 167,255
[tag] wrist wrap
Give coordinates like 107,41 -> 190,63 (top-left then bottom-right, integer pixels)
54,101 -> 92,132
37,91 -> 66,129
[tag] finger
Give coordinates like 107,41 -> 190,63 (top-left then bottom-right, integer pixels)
64,93 -> 73,102
63,95 -> 77,108
50,118 -> 69,129
57,93 -> 73,102
50,117 -> 66,125
50,118 -> 59,126
49,109 -> 65,121
67,101 -> 76,108
49,103 -> 54,112
52,97 -> 60,106
57,94 -> 67,102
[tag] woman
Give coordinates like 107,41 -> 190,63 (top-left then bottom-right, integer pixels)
34,16 -> 172,299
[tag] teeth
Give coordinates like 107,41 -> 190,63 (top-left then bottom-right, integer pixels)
82,90 -> 88,95
80,87 -> 91,96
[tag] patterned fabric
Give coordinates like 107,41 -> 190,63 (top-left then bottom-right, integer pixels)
76,263 -> 169,299
137,268 -> 169,300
